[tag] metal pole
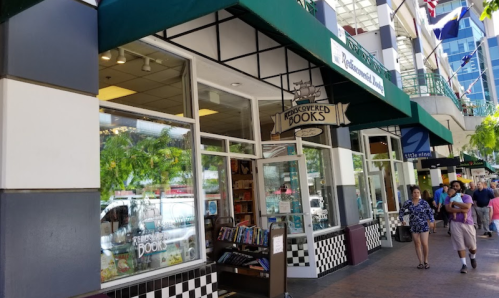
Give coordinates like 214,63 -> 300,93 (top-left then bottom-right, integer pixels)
423,40 -> 442,63
354,0 -> 358,35
281,74 -> 285,112
391,0 -> 408,21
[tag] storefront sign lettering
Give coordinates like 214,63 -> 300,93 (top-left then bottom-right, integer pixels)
133,231 -> 171,258
331,38 -> 385,96
271,103 -> 350,136
460,161 -> 485,167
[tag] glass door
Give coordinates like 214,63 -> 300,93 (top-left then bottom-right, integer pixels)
368,171 -> 393,248
256,155 -> 317,278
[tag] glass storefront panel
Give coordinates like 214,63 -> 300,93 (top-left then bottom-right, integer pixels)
369,136 -> 389,160
198,83 -> 253,140
258,100 -> 294,141
304,146 -> 335,230
353,154 -> 370,220
98,41 -> 193,118
350,131 -> 362,153
202,155 -> 229,218
394,162 -> 406,209
229,141 -> 255,155
99,109 -> 198,283
262,143 -> 297,158
200,137 -> 225,152
370,160 -> 397,212
262,160 -> 305,234
391,137 -> 402,161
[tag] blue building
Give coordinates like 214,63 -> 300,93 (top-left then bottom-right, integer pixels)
436,0 -> 493,103
487,36 -> 499,102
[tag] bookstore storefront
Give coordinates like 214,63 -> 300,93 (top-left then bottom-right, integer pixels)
96,0 -> 417,296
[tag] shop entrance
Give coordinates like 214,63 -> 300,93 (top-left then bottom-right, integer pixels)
256,155 -> 317,278
368,171 -> 393,248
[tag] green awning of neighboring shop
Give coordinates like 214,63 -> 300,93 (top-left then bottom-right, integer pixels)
349,102 -> 453,146
461,154 -> 496,173
98,0 -> 412,126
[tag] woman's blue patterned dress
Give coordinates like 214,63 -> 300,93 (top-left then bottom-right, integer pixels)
398,199 -> 435,233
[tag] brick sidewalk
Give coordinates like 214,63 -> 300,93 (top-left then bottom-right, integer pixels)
288,227 -> 499,298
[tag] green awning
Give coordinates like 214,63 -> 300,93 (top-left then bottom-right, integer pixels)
461,154 -> 496,173
98,0 -> 412,126
349,102 -> 453,146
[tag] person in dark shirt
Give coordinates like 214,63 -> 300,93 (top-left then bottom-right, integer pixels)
472,181 -> 494,237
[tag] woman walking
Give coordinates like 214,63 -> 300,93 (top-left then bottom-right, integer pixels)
399,185 -> 435,269
489,188 -> 499,236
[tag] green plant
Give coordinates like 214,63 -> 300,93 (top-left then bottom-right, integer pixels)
480,0 -> 499,20
100,128 -> 192,201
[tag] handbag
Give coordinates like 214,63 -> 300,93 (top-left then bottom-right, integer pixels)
395,225 -> 412,242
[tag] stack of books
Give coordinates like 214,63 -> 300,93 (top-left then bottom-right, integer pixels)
217,226 -> 269,246
217,252 -> 270,272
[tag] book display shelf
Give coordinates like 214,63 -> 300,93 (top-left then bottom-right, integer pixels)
231,159 -> 257,226
214,217 -> 287,298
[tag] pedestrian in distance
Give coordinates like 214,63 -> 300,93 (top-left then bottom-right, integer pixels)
465,182 -> 480,229
445,180 -> 477,274
488,188 -> 499,236
437,184 -> 450,230
399,185 -> 435,269
422,190 -> 437,233
472,181 -> 494,237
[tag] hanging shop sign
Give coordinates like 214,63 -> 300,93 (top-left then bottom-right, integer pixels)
401,127 -> 431,159
330,38 -> 385,96
271,81 -> 350,138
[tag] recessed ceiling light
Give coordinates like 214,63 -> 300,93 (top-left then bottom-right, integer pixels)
176,109 -> 218,117
231,83 -> 241,87
97,86 -> 136,101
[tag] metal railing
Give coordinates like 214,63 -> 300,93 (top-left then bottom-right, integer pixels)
462,101 -> 496,117
296,0 -> 317,16
401,73 -> 461,110
344,32 -> 392,81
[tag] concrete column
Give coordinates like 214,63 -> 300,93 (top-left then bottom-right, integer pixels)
377,0 -> 401,87
411,18 -> 428,92
403,161 -> 417,196
315,0 -> 339,35
330,127 -> 367,265
0,0 -> 100,297
447,166 -> 457,182
430,168 -> 443,194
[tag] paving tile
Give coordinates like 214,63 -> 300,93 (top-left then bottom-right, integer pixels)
288,225 -> 499,298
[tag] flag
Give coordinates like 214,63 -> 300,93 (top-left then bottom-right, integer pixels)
425,0 -> 439,18
461,54 -> 473,67
431,6 -> 469,40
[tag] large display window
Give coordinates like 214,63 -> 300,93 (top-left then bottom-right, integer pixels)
99,108 -> 199,283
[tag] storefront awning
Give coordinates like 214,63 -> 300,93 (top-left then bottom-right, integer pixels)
98,0 -> 412,125
461,154 -> 496,173
349,102 -> 453,146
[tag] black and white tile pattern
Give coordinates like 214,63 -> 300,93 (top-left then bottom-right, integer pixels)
379,213 -> 401,236
314,231 -> 347,277
104,264 -> 218,298
363,222 -> 382,253
287,237 -> 310,267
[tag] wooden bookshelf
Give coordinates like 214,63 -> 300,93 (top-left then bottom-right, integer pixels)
214,217 -> 287,298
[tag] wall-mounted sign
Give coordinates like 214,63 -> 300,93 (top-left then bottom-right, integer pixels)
459,160 -> 485,167
401,127 -> 431,159
271,102 -> 350,137
471,168 -> 486,177
331,38 -> 385,97
271,81 -> 350,138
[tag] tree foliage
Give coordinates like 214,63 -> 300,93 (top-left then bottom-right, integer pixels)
480,0 -> 499,20
100,128 -> 191,201
468,108 -> 499,157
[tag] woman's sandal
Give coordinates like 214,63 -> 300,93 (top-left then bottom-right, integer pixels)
417,264 -> 424,269
424,262 -> 430,269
